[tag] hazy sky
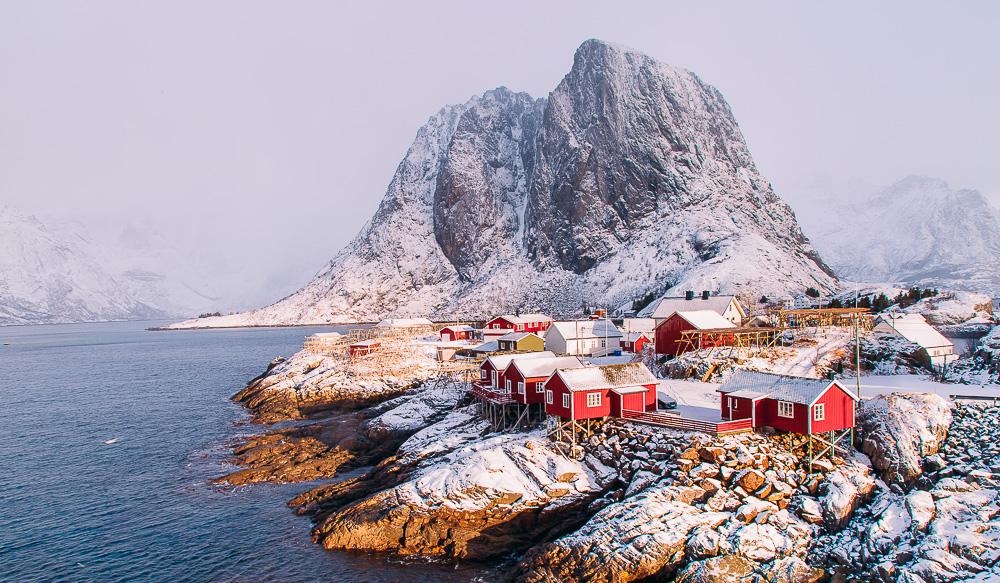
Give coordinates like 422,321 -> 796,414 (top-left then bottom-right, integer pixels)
2,1 -> 998,307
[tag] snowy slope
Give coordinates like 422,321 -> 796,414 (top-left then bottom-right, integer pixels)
172,40 -> 836,328
0,205 -> 164,325
803,176 -> 1000,295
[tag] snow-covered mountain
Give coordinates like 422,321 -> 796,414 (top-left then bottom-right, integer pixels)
802,176 -> 1000,295
0,205 -> 166,325
0,205 -> 231,325
173,39 -> 835,327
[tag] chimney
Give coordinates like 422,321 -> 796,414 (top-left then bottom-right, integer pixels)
685,291 -> 694,301
702,290 -> 710,300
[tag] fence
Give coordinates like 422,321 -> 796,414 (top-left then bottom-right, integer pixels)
620,410 -> 753,436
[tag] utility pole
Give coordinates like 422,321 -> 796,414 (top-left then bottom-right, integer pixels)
855,285 -> 861,397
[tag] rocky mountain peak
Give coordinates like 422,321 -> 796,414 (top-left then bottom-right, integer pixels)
171,40 -> 836,327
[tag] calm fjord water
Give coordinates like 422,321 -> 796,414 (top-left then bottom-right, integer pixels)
0,321 -> 485,583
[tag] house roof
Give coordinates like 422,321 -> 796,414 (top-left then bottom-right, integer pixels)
622,331 -> 651,342
470,341 -> 499,353
508,356 -> 586,378
611,386 -> 649,395
647,295 -> 744,320
664,310 -> 736,330
485,350 -> 555,370
497,331 -> 540,342
556,363 -> 657,392
621,318 -> 656,333
440,325 -> 475,333
351,339 -> 380,347
875,313 -> 953,350
550,320 -> 623,340
491,313 -> 552,325
719,369 -> 857,405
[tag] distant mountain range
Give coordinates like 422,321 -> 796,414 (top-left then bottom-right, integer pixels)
0,205 -> 223,325
173,39 -> 835,327
799,176 -> 1000,296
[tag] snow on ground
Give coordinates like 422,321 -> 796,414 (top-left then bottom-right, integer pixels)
657,379 -> 725,422
859,375 -> 1000,399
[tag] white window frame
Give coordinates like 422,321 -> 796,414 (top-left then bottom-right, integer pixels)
586,392 -> 602,408
481,369 -> 487,380
728,397 -> 736,410
491,370 -> 498,388
545,390 -> 553,405
562,393 -> 570,408
535,382 -> 544,394
518,381 -> 525,394
777,401 -> 794,419
505,379 -> 512,394
813,403 -> 825,421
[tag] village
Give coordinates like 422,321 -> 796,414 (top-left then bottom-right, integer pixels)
298,289 -> 980,469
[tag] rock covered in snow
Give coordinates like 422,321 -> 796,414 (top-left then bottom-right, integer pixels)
856,393 -> 953,484
170,39 -> 835,328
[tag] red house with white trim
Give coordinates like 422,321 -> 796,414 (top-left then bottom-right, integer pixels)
439,325 -> 475,342
621,332 -> 651,353
654,310 -> 736,356
718,369 -> 857,435
349,339 -> 380,357
484,313 -> 553,335
544,363 -> 658,421
503,356 -> 586,405
476,351 -> 555,395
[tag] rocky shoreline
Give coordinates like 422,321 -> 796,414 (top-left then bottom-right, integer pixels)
218,342 -> 1000,582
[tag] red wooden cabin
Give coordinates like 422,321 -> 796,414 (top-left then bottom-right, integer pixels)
621,332 -> 651,353
484,313 -> 553,335
718,369 -> 857,435
654,310 -> 736,355
503,356 -> 586,405
544,363 -> 658,421
349,340 -> 380,357
476,351 -> 555,395
439,325 -> 475,342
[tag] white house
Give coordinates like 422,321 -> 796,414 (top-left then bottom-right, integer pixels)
644,291 -> 746,326
545,320 -> 624,356
874,312 -> 958,371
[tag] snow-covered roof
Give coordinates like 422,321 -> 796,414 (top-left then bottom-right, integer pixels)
621,318 -> 656,333
440,325 -> 475,332
556,363 -> 657,392
669,310 -> 736,330
485,350 -> 555,370
874,313 -> 953,350
611,386 -> 649,395
719,369 -> 857,405
497,331 -> 540,342
647,295 -> 743,319
508,356 -> 586,378
470,340 -> 499,353
491,313 -> 552,325
376,317 -> 434,327
550,320 -> 623,340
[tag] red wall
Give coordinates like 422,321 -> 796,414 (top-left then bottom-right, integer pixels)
544,374 -> 609,420
654,315 -> 733,355
811,385 -> 856,433
503,366 -> 548,405
440,328 -> 471,341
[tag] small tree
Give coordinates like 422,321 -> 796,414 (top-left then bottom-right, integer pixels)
805,287 -> 820,299
760,295 -> 769,305
828,298 -> 843,309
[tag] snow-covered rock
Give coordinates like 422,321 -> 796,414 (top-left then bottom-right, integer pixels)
856,393 -> 953,484
170,39 -> 835,328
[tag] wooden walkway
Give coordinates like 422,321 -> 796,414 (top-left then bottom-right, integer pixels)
621,410 -> 753,436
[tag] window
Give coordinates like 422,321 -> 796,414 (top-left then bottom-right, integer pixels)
777,401 -> 794,418
545,390 -> 553,405
813,403 -> 825,421
586,393 -> 602,407
491,371 -> 498,387
535,382 -> 544,393
518,382 -> 525,394
729,397 -> 737,410
481,369 -> 487,380
562,393 -> 570,408
505,379 -> 512,394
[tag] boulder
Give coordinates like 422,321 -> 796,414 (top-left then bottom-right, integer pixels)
734,469 -> 766,492
674,554 -> 757,583
821,462 -> 877,530
856,393 -> 952,485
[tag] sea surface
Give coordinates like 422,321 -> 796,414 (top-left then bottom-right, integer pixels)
0,321 -> 489,583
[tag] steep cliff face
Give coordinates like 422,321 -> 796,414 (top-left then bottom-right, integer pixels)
171,40 -> 835,328
433,88 -> 545,282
